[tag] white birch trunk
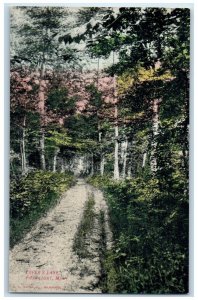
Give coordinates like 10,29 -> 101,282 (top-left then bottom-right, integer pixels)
91,153 -> 94,176
122,139 -> 128,178
150,98 -> 160,173
22,128 -> 27,175
114,104 -> 119,180
112,50 -> 119,180
114,124 -> 119,179
142,152 -> 147,168
61,158 -> 65,173
20,143 -> 24,175
99,132 -> 102,142
40,128 -> 46,170
39,48 -> 46,171
53,148 -> 59,173
100,155 -> 105,176
127,165 -> 132,178
98,127 -> 105,176
21,115 -> 27,175
86,155 -> 90,175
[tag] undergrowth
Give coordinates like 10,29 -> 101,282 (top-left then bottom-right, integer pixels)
88,175 -> 189,294
10,171 -> 75,248
73,193 -> 95,258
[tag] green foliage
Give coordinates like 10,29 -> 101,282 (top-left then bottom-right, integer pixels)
73,193 -> 95,258
46,87 -> 76,115
46,129 -> 72,147
85,83 -> 103,109
10,7 -> 189,295
12,7 -> 68,68
10,171 -> 75,248
89,175 -> 188,294
65,114 -> 98,140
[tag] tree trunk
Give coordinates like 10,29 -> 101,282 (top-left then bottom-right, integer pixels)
112,50 -> 119,180
21,115 -> 27,175
40,128 -> 46,170
20,143 -> 24,175
98,125 -> 105,176
86,155 -> 90,175
114,104 -> 119,180
122,139 -> 128,178
38,49 -> 46,170
150,98 -> 160,173
91,153 -> 94,176
142,152 -> 147,168
61,158 -> 65,173
22,127 -> 27,175
127,164 -> 132,178
100,155 -> 105,176
53,148 -> 60,172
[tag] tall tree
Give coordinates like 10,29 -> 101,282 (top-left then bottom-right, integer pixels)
11,7 -> 76,170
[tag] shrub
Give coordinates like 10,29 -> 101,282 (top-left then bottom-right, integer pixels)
10,171 -> 75,248
89,175 -> 188,294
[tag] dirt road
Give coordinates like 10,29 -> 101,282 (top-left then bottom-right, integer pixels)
9,179 -> 112,293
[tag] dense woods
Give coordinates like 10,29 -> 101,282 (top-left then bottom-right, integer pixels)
10,7 -> 189,294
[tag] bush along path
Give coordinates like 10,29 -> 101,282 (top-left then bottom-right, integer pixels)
10,171 -> 75,249
9,179 -> 113,293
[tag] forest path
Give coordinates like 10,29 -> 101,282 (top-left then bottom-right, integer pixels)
9,179 -> 112,293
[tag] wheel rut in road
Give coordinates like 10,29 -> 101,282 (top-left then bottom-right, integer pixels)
9,179 -> 112,293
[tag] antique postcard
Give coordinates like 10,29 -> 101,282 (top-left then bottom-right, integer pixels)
9,5 -> 189,294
